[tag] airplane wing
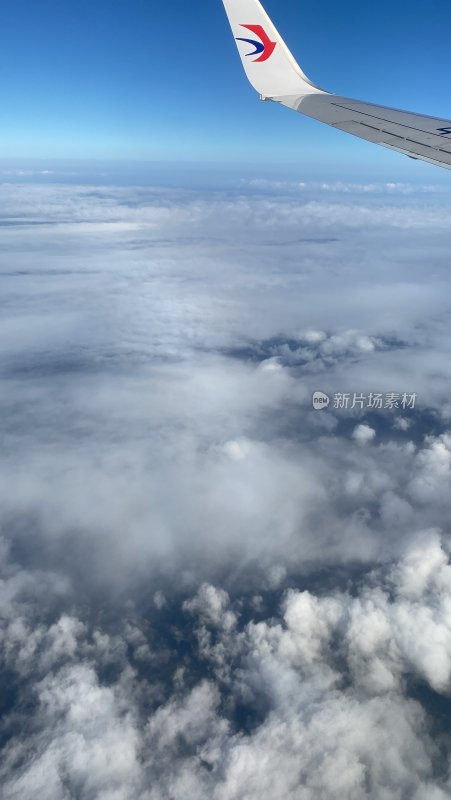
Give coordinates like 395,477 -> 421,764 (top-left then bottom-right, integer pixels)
221,0 -> 451,170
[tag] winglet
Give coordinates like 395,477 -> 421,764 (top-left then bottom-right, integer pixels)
221,0 -> 325,98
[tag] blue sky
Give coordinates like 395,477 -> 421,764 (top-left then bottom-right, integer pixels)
1,0 -> 451,177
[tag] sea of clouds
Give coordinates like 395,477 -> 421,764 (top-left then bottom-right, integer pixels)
1,178 -> 451,799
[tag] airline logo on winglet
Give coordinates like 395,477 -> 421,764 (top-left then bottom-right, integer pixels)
235,24 -> 277,62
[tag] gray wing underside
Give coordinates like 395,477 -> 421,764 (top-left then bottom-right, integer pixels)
274,93 -> 451,169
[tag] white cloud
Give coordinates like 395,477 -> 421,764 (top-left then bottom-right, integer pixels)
352,423 -> 376,444
408,434 -> 451,503
1,181 -> 451,798
1,535 -> 451,799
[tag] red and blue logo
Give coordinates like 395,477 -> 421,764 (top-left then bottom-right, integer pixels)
235,24 -> 277,63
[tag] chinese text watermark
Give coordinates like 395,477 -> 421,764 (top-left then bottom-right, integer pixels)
312,391 -> 417,411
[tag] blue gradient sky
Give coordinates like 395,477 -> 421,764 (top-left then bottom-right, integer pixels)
1,0 -> 451,177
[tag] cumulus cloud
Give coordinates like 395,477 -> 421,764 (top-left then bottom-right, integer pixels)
1,535 -> 451,799
1,179 -> 451,798
353,423 -> 376,444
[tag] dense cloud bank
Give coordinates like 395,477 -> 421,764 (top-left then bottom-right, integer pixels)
1,181 -> 451,798
1,536 -> 451,799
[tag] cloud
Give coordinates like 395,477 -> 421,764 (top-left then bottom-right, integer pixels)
1,535 -> 451,799
353,423 -> 376,444
242,178 -> 446,195
1,179 -> 451,798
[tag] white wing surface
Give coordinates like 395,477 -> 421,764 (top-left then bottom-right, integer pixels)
221,0 -> 451,169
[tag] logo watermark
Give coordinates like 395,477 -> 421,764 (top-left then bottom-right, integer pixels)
312,391 -> 331,411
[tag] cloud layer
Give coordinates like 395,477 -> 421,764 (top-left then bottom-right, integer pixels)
1,180 -> 451,798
